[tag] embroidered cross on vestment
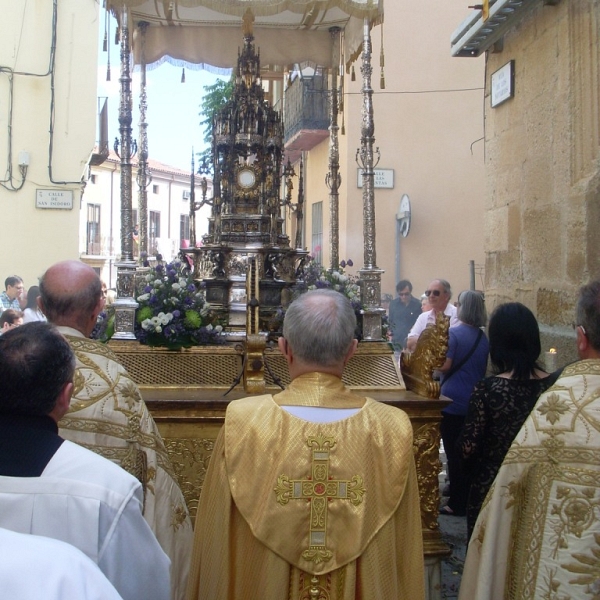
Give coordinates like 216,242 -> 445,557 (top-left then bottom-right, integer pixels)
274,434 -> 366,564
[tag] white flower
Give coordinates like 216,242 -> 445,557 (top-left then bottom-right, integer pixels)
170,296 -> 179,304
137,293 -> 150,302
171,283 -> 181,291
141,318 -> 153,331
205,324 -> 213,331
157,312 -> 173,326
334,284 -> 341,291
319,275 -> 327,282
155,325 -> 162,333
145,274 -> 153,282
154,279 -> 162,287
308,285 -> 316,290
339,274 -> 348,283
215,325 -> 223,333
178,278 -> 187,287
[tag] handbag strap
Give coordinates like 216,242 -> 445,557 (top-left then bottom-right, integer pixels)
443,328 -> 484,384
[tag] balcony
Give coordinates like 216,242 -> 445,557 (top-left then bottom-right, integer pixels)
90,97 -> 109,166
284,73 -> 330,164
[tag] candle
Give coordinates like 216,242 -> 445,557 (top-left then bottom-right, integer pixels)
545,348 -> 557,373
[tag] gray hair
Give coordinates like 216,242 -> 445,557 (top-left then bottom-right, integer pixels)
283,289 -> 356,367
576,280 -> 600,351
457,290 -> 487,328
435,279 -> 452,300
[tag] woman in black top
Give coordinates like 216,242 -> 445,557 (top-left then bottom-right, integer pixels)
458,303 -> 558,539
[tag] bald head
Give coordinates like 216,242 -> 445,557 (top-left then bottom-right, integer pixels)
39,261 -> 104,336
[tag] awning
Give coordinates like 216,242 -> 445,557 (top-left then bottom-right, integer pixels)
105,0 -> 384,70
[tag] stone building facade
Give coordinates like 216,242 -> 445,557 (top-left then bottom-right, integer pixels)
455,0 -> 599,365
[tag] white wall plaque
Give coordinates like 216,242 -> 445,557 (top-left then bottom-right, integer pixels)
357,169 -> 394,189
491,60 -> 515,108
36,189 -> 74,210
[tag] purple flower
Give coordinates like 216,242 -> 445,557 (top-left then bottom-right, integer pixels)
187,284 -> 196,292
144,285 -> 152,293
172,310 -> 181,318
340,260 -> 346,268
347,259 -> 353,267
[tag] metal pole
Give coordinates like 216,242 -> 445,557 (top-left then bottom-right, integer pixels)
118,7 -> 133,263
113,5 -> 138,340
355,19 -> 384,341
470,259 -> 476,290
326,27 -> 341,271
136,21 -> 151,259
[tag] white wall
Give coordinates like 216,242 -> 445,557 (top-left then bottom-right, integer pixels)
0,0 -> 99,288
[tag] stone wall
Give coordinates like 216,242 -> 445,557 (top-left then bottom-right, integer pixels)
483,0 -> 600,367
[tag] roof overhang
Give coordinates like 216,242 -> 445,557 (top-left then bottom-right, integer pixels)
450,0 -> 557,58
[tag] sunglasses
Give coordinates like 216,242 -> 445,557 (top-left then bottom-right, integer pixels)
424,289 -> 441,297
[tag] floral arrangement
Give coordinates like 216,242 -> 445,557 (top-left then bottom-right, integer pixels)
135,258 -> 224,350
296,258 -> 362,312
294,258 -> 389,339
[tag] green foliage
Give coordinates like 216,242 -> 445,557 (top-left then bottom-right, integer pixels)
198,77 -> 234,161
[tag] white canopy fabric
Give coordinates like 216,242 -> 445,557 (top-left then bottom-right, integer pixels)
106,0 -> 383,70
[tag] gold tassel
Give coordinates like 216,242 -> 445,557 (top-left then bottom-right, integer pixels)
341,110 -> 345,135
351,64 -> 356,82
115,26 -> 120,45
380,22 -> 386,89
106,61 -> 111,82
103,10 -> 108,52
181,68 -> 186,83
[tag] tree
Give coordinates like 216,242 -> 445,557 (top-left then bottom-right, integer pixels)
198,78 -> 234,163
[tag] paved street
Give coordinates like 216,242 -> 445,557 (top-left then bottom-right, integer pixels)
438,446 -> 467,599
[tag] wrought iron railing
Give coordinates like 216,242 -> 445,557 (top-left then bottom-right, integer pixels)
283,75 -> 330,143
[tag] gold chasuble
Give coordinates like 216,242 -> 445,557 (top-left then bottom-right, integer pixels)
459,359 -> 600,600
56,328 -> 193,600
187,373 -> 425,600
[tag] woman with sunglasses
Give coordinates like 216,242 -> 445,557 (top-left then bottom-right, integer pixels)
438,290 -> 489,517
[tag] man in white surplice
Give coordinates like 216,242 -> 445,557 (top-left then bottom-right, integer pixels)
0,322 -> 170,600
39,260 -> 193,600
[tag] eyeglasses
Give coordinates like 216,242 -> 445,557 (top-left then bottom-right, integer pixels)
398,292 -> 411,297
572,323 -> 587,337
425,289 -> 441,297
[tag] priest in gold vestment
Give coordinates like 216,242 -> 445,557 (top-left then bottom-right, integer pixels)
459,280 -> 600,599
39,261 -> 193,600
187,289 -> 424,600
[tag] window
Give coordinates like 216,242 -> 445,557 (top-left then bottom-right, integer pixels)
180,214 -> 190,243
152,184 -> 159,194
182,190 -> 191,200
86,204 -> 101,255
149,211 -> 161,254
311,201 -> 323,264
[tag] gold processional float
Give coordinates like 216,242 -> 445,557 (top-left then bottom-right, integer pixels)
106,9 -> 452,596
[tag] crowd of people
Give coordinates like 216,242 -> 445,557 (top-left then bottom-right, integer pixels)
390,276 -> 600,598
1,263 -> 599,599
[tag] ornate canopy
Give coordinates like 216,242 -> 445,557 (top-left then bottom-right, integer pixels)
105,0 -> 383,70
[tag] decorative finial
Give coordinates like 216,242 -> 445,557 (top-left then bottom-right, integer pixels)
242,8 -> 254,38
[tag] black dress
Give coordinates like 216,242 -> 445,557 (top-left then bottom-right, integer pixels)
458,375 -> 557,538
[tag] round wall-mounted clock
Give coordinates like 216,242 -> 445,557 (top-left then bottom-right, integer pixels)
237,168 -> 256,189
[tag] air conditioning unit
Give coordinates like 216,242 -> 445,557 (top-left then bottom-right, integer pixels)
182,190 -> 191,200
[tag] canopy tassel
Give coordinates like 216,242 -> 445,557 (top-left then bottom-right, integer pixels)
181,67 -> 186,83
